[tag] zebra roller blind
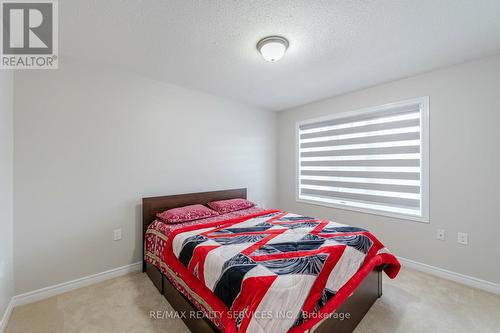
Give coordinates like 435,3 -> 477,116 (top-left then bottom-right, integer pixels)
297,98 -> 429,221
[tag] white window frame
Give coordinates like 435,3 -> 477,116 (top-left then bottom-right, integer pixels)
296,97 -> 429,223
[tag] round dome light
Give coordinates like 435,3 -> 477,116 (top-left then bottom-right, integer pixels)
256,36 -> 289,62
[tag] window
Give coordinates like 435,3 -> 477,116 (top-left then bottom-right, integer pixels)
296,97 -> 429,222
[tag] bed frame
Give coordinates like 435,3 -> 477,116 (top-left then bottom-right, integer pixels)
143,188 -> 383,333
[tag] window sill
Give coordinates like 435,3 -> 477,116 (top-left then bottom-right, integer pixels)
296,198 -> 429,224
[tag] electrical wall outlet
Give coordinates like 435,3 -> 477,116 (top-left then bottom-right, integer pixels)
436,229 -> 445,241
113,228 -> 122,241
457,232 -> 468,245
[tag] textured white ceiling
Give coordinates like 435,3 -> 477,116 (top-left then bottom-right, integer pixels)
61,0 -> 500,110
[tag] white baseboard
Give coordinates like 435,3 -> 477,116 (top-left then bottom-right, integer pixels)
3,257 -> 498,331
12,262 -> 142,308
397,256 -> 500,295
0,298 -> 14,333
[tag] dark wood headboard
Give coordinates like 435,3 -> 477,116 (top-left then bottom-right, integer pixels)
142,188 -> 247,238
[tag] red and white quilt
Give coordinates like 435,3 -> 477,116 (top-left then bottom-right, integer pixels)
156,209 -> 400,333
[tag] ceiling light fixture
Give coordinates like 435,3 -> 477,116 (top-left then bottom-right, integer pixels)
256,36 -> 289,62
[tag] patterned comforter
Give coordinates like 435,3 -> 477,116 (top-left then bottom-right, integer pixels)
147,209 -> 400,333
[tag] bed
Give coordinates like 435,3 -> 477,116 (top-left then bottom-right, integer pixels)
143,188 -> 399,333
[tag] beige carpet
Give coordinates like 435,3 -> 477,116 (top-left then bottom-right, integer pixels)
6,267 -> 500,333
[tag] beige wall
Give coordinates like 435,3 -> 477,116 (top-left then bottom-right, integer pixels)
13,59 -> 276,293
0,71 -> 14,317
277,55 -> 500,284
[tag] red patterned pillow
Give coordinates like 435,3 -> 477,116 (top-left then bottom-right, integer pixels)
207,198 -> 255,214
156,204 -> 219,223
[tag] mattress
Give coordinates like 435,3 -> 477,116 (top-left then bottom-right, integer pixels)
145,208 -> 400,333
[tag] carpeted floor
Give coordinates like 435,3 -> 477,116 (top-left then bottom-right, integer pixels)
6,267 -> 500,333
